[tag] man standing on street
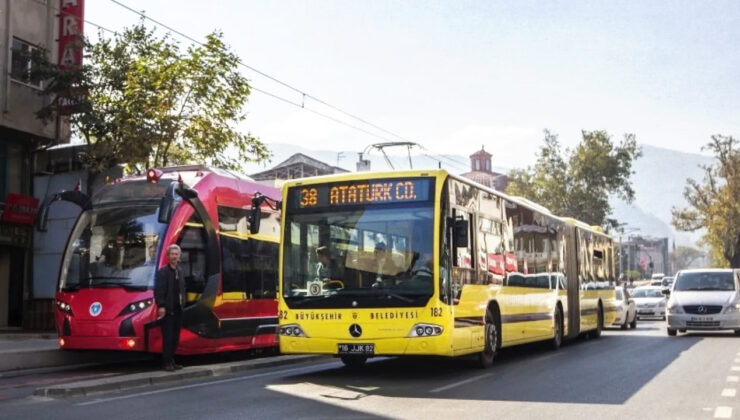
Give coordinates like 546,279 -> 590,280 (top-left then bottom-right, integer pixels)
154,244 -> 186,372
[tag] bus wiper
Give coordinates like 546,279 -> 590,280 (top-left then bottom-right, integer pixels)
340,288 -> 416,303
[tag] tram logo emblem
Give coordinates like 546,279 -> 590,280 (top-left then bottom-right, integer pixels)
89,302 -> 102,317
349,324 -> 362,338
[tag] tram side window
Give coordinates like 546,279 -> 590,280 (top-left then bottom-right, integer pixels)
218,206 -> 249,234
177,226 -> 207,303
221,236 -> 278,299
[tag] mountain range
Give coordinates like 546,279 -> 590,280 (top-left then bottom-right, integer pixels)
245,143 -> 714,247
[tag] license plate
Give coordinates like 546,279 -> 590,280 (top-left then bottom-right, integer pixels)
638,311 -> 653,315
690,317 -> 714,322
338,343 -> 374,355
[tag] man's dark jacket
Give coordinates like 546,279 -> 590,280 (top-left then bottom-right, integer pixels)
154,264 -> 186,313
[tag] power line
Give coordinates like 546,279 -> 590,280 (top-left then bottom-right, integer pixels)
106,0 -> 431,149
35,0 -> 463,165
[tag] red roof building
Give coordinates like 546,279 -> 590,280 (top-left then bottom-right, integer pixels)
460,146 -> 509,191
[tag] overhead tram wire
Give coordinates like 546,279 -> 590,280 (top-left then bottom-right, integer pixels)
26,0 -> 402,146
106,0 -> 447,153
27,0 -> 118,36
49,0 -> 470,167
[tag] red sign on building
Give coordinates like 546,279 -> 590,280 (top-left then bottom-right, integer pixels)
2,194 -> 40,225
58,0 -> 85,70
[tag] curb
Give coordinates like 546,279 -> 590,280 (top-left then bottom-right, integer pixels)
33,354 -> 328,398
0,348 -> 151,374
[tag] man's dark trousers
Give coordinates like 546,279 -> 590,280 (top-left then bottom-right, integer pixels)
161,308 -> 182,367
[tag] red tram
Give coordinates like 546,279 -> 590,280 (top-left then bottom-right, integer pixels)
40,166 -> 281,354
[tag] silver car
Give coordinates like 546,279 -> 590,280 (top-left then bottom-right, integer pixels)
666,269 -> 740,336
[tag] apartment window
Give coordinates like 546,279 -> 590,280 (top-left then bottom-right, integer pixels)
10,38 -> 42,88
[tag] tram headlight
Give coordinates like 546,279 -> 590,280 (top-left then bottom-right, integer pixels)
119,299 -> 154,316
408,323 -> 443,337
56,300 -> 73,315
279,324 -> 308,338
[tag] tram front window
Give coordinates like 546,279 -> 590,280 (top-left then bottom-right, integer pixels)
59,205 -> 167,291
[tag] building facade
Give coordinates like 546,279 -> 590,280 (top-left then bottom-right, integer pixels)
251,153 -> 348,186
0,0 -> 76,329
619,236 -> 671,278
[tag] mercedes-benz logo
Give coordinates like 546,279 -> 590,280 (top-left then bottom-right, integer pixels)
349,324 -> 362,338
697,306 -> 707,314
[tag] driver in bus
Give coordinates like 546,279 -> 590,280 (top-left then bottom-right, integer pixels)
372,242 -> 394,287
315,246 -> 332,282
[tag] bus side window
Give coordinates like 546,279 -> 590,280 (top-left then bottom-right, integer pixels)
177,226 -> 207,304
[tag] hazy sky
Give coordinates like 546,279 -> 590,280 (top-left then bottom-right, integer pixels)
85,1 -> 740,169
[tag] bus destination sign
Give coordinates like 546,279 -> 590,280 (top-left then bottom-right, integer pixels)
290,178 -> 433,209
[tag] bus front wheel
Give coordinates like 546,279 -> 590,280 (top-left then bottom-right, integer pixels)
340,355 -> 368,369
477,310 -> 498,368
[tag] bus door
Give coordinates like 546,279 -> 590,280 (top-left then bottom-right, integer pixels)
451,208 -> 475,351
564,225 -> 580,339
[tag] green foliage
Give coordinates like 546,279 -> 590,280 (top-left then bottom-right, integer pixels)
505,129 -> 641,229
671,246 -> 705,271
32,22 -> 270,174
672,135 -> 740,268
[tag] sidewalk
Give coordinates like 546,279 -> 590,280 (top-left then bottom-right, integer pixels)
0,333 -> 149,374
33,354 -> 328,398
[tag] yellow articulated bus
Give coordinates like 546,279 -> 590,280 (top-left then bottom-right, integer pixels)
277,170 -> 617,368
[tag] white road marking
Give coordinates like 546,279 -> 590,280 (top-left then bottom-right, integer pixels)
727,376 -> 739,382
714,406 -> 733,419
734,359 -> 740,364
429,373 -> 494,393
76,361 -> 340,406
730,366 -> 740,372
721,388 -> 736,397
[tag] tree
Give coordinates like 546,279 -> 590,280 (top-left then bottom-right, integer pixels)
32,22 -> 270,175
505,129 -> 641,230
671,246 -> 705,271
672,135 -> 740,268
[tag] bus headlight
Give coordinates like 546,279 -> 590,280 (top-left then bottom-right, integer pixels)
279,324 -> 308,337
408,323 -> 443,337
56,300 -> 73,315
118,299 -> 153,316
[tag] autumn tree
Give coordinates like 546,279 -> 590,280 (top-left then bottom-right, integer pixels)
32,22 -> 269,175
506,130 -> 641,230
672,135 -> 740,268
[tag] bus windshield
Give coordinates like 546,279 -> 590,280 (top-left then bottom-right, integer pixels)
282,202 -> 435,309
59,205 -> 167,291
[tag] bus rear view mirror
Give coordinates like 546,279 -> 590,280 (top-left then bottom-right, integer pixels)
453,218 -> 469,248
248,207 -> 262,234
159,182 -> 176,224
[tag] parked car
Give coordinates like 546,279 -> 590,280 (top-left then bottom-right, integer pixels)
666,269 -> 740,336
612,287 -> 637,329
632,286 -> 667,320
